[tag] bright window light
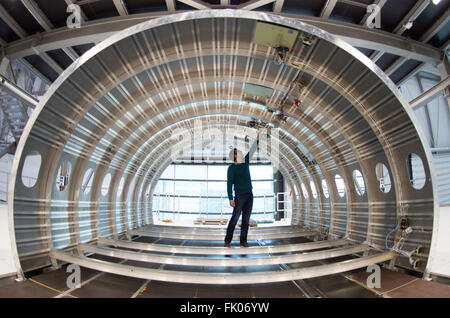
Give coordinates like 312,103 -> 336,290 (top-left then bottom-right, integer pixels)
432,0 -> 441,4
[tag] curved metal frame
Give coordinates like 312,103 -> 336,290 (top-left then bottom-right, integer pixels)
51,248 -> 395,285
8,10 -> 438,279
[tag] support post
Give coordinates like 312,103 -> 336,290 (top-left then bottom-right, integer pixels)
274,170 -> 284,220
437,58 -> 450,112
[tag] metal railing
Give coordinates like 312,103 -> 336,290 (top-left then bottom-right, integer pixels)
152,191 -> 293,223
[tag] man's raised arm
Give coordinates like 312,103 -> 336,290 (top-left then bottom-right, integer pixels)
245,131 -> 260,165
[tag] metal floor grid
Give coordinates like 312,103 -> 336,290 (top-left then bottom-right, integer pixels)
1,246 -> 449,298
0,253 -> 377,298
0,235 -> 388,298
2,227 -> 449,298
49,226 -> 395,285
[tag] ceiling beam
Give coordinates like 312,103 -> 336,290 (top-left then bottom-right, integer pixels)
0,3 -> 63,76
238,0 -> 275,11
64,0 -> 88,22
369,1 -> 430,66
383,6 -> 447,79
1,11 -> 443,65
166,0 -> 176,11
381,5 -> 447,84
20,0 -> 53,31
299,14 -> 441,64
369,50 -> 383,62
384,57 -> 407,76
420,7 -> 450,43
39,52 -> 63,74
373,0 -> 431,80
338,0 -> 367,9
0,3 -> 28,38
437,58 -> 450,111
21,0 -> 80,65
112,0 -> 129,16
320,0 -> 338,19
394,0 -> 430,35
273,0 -> 284,13
415,75 -> 436,147
76,0 -> 103,5
61,47 -> 80,62
360,0 -> 387,27
410,76 -> 450,109
177,0 -> 211,10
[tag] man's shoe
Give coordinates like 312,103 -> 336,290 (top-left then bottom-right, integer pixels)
240,242 -> 250,247
224,242 -> 231,248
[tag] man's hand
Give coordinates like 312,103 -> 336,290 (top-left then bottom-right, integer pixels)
257,129 -> 263,140
229,200 -> 235,207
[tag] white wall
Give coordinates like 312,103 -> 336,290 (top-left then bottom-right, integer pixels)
429,205 -> 450,278
0,153 -> 40,278
0,203 -> 17,278
0,154 -> 14,202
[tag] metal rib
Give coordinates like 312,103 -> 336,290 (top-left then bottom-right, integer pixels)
51,249 -> 395,284
138,224 -> 306,234
129,229 -> 318,241
142,224 -> 303,231
79,243 -> 371,267
9,9 -> 436,278
98,237 -> 349,255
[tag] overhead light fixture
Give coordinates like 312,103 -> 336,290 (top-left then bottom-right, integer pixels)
431,0 -> 441,4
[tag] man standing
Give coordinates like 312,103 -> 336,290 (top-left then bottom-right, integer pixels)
224,131 -> 260,247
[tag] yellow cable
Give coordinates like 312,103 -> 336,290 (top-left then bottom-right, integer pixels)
29,278 -> 78,298
383,278 -> 419,295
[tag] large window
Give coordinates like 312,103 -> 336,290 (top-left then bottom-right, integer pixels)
152,164 -> 279,222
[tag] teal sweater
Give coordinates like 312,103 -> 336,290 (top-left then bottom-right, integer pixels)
227,139 -> 259,201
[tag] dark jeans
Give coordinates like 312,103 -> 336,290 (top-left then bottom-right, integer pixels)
225,192 -> 253,243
